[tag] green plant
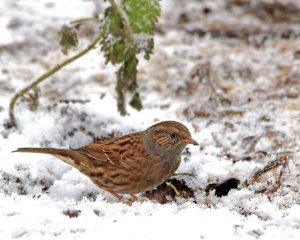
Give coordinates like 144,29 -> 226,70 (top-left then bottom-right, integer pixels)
8,0 -> 160,127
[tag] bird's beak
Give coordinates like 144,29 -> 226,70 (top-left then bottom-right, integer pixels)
183,138 -> 199,145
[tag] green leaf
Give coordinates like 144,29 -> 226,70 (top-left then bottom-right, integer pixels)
59,25 -> 78,55
100,6 -> 127,64
100,0 -> 160,114
123,0 -> 160,58
124,0 -> 160,33
116,55 -> 141,115
100,0 -> 160,63
129,92 -> 142,110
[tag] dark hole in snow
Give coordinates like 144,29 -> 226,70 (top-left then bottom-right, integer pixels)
206,178 -> 240,197
144,179 -> 194,204
203,7 -> 212,15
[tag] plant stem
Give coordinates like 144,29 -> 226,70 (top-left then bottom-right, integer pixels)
166,182 -> 181,196
70,17 -> 100,25
8,33 -> 103,127
108,0 -> 134,47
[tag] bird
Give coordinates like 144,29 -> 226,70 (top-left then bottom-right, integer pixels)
14,121 -> 198,201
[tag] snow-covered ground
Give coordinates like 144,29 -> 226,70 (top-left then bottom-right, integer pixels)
1,0 -> 300,239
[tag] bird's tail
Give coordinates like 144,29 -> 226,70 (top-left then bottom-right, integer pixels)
13,147 -> 79,168
13,147 -> 66,155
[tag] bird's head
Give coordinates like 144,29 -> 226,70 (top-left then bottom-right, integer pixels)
143,121 -> 198,158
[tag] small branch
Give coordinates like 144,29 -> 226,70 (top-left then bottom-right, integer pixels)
243,153 -> 291,188
70,17 -> 100,25
8,33 -> 103,127
172,173 -> 196,178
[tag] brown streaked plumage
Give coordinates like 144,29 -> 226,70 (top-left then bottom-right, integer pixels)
14,121 -> 198,201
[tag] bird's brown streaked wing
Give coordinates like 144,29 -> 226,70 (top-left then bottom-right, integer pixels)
78,132 -> 146,168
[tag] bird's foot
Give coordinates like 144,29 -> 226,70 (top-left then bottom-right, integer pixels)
126,194 -> 145,206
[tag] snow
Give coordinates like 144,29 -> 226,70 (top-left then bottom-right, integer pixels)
1,0 -> 300,239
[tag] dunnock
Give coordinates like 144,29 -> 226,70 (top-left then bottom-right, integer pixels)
14,121 -> 198,201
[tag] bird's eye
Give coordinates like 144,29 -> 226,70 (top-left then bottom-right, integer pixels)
170,133 -> 176,138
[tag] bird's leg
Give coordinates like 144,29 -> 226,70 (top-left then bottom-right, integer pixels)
130,194 -> 140,201
104,189 -> 123,201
